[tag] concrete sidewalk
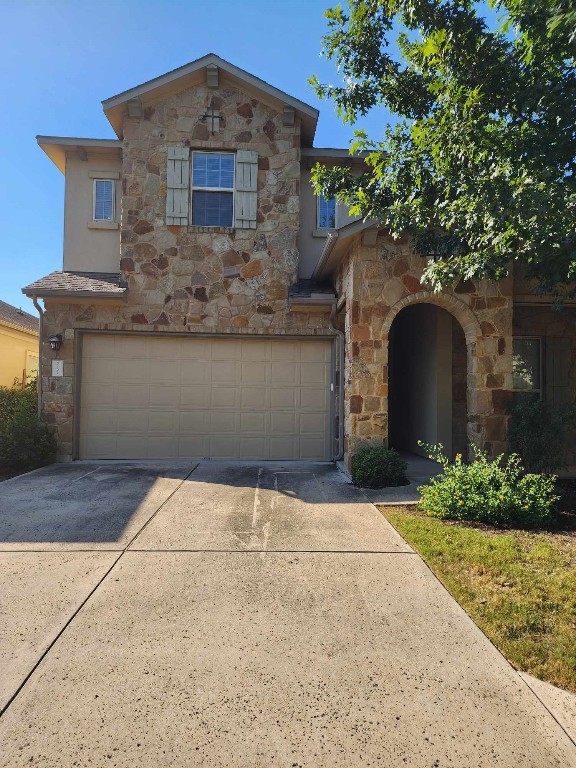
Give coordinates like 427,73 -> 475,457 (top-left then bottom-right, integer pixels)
0,461 -> 574,767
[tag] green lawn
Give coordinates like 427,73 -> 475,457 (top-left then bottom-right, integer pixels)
381,507 -> 576,693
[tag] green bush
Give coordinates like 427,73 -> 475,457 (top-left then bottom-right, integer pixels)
351,445 -> 408,488
508,396 -> 576,473
0,379 -> 57,472
417,443 -> 557,528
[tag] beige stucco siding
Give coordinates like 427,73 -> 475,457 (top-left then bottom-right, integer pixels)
298,167 -> 359,279
0,325 -> 39,388
79,334 -> 332,460
63,154 -> 121,273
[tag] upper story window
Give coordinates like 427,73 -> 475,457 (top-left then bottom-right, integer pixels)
318,194 -> 336,229
191,151 -> 235,227
93,179 -> 115,221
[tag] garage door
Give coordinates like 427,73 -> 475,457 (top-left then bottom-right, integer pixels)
79,334 -> 332,460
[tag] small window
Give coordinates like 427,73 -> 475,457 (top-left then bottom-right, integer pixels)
512,337 -> 542,398
93,179 -> 115,221
318,194 -> 336,228
191,152 -> 234,227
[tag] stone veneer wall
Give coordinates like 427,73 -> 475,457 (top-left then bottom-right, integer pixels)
336,233 -> 514,463
41,81 -> 333,460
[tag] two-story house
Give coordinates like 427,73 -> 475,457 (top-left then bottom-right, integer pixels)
24,54 -> 576,466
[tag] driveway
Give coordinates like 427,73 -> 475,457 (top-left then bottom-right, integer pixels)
0,461 -> 574,767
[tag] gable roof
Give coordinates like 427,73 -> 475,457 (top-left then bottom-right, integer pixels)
102,53 -> 319,145
0,300 -> 39,335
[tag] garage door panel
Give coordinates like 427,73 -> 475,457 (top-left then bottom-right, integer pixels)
270,388 -> 299,409
210,412 -> 238,433
240,412 -> 267,434
271,363 -> 298,385
241,362 -> 267,385
210,387 -> 239,409
240,388 -> 270,409
180,360 -> 210,384
149,385 -> 179,407
211,360 -> 237,385
180,386 -> 210,408
178,434 -> 207,457
80,335 -> 331,460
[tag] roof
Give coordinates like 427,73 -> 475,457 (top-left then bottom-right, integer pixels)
312,219 -> 379,280
22,272 -> 128,299
36,137 -> 122,174
0,300 -> 39,335
102,53 -> 319,145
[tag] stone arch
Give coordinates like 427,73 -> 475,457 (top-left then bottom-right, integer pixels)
384,291 -> 481,460
382,291 -> 481,346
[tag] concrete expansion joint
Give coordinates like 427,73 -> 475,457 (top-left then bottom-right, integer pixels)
0,462 -> 200,720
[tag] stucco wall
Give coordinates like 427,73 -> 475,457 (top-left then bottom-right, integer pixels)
298,166 -> 359,279
63,153 -> 122,273
0,326 -> 39,388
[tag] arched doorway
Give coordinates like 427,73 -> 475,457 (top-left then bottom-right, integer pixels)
388,303 -> 469,459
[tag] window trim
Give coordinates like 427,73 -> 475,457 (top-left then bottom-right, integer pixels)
512,335 -> 543,398
92,179 -> 115,222
191,150 -> 235,228
317,193 -> 337,229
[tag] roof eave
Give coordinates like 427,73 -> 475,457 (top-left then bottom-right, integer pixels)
102,53 -> 319,143
22,288 -> 127,300
36,136 -> 122,174
0,319 -> 39,336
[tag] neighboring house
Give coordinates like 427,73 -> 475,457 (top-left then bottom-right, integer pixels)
0,300 -> 39,389
23,53 -> 575,465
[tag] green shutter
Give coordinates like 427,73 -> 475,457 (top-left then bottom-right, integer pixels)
166,146 -> 189,225
234,150 -> 258,229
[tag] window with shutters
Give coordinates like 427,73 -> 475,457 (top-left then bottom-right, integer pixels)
93,179 -> 115,221
317,194 -> 336,228
191,152 -> 235,227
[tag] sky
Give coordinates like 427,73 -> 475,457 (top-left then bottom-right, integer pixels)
0,0 -> 394,317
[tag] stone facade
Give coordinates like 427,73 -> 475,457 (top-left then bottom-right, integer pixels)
40,81 -> 334,460
335,233 -> 514,463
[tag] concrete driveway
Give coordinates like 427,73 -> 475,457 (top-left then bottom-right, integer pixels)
0,461 -> 574,767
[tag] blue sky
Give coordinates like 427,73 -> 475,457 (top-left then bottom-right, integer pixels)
0,0 -> 394,316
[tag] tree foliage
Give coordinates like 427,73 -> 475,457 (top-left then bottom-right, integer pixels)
310,0 -> 576,295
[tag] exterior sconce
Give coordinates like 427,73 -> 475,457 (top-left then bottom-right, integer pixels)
48,334 -> 63,352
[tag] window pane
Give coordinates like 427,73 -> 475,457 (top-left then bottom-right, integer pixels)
512,338 -> 541,391
192,191 -> 233,227
94,180 -> 114,220
318,195 -> 336,228
193,153 -> 234,189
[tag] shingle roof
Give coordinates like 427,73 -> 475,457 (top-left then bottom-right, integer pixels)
0,300 -> 39,334
22,271 -> 128,298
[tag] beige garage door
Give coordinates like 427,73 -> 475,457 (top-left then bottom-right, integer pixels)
79,334 -> 332,460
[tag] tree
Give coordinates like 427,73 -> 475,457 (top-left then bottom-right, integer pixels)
310,0 -> 576,296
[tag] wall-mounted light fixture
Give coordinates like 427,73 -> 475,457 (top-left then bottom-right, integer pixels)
48,334 -> 63,352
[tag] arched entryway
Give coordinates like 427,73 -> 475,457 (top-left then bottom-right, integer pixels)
385,294 -> 479,460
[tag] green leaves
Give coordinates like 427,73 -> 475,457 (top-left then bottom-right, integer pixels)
311,0 -> 576,295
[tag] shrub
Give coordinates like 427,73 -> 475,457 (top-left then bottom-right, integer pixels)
508,396 -> 576,473
351,446 -> 408,488
417,443 -> 557,528
0,379 -> 57,472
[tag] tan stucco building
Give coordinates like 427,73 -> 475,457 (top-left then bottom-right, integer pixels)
0,301 -> 39,389
23,54 -> 575,466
